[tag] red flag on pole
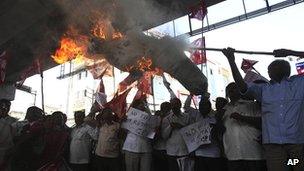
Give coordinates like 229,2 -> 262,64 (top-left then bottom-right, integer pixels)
241,58 -> 258,73
95,77 -> 107,106
190,37 -> 206,65
104,88 -> 132,119
118,72 -> 142,93
189,2 -> 208,20
0,51 -> 9,85
18,59 -> 42,86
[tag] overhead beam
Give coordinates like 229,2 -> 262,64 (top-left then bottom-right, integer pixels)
179,0 -> 304,37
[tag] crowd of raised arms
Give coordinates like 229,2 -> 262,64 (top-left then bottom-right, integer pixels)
0,48 -> 303,171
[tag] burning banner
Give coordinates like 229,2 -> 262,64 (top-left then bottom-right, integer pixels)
48,0 -> 208,95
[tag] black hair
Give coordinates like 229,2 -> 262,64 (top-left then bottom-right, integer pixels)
74,110 -> 85,118
0,99 -> 11,108
170,98 -> 182,109
131,99 -> 144,108
160,102 -> 171,112
25,106 -> 44,121
225,82 -> 237,92
268,60 -> 291,77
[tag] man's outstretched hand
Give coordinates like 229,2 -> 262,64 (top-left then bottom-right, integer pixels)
222,47 -> 236,62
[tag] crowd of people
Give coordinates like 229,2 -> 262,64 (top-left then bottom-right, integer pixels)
0,48 -> 303,171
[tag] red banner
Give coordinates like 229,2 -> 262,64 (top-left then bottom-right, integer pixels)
241,58 -> 258,73
189,2 -> 208,21
190,37 -> 206,65
104,88 -> 132,119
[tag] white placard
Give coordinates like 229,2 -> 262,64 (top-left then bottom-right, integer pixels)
122,108 -> 158,139
180,119 -> 212,152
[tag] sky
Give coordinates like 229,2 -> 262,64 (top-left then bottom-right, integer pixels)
10,0 -> 304,117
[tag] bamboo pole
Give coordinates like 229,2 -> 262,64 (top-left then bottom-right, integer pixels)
40,71 -> 45,113
191,47 -> 274,56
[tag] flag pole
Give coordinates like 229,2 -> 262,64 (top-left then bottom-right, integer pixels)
40,70 -> 45,113
191,47 -> 274,56
151,76 -> 156,113
200,14 -> 204,72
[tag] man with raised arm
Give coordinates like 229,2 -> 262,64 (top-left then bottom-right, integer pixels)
222,48 -> 304,171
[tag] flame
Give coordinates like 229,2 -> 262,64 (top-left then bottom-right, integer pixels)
52,38 -> 87,64
125,57 -> 163,76
92,21 -> 107,40
91,17 -> 124,40
112,32 -> 123,40
137,57 -> 153,72
92,22 -> 124,40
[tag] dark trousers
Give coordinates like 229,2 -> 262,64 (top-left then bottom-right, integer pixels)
152,150 -> 169,171
264,144 -> 304,171
227,160 -> 267,171
95,155 -> 120,171
195,156 -> 227,171
70,163 -> 89,171
167,156 -> 180,171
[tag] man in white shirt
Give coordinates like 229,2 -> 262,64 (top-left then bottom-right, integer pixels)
69,111 -> 97,171
184,95 -> 226,171
122,99 -> 154,171
222,83 -> 266,171
163,98 -> 192,171
152,102 -> 171,171
95,107 -> 121,171
0,99 -> 17,170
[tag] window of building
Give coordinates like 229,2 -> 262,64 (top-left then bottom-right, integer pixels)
78,73 -> 81,80
210,69 -> 213,75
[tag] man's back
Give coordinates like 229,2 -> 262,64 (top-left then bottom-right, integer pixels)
247,75 -> 304,144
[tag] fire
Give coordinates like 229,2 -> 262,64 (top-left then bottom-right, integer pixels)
91,21 -> 107,40
137,57 -> 153,72
91,13 -> 123,40
112,32 -> 123,40
52,37 -> 86,64
125,57 -> 163,76
91,18 -> 124,40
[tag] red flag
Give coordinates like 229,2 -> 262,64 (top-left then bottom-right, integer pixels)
118,72 -> 142,93
86,59 -> 113,79
18,59 -> 41,86
241,58 -> 258,73
104,88 -> 132,119
133,89 -> 147,101
137,73 -> 153,95
189,2 -> 208,20
190,37 -> 206,65
94,77 -> 107,107
0,51 -> 9,84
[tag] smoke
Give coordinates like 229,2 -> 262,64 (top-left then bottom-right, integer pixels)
54,0 -> 207,95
